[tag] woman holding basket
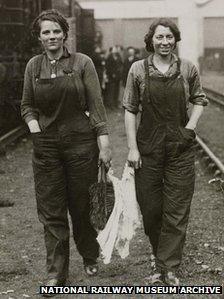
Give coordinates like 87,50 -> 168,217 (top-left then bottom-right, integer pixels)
21,9 -> 111,289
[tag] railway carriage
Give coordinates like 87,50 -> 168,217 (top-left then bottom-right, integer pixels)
0,0 -> 95,135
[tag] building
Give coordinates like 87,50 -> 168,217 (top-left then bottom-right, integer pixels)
78,0 -> 224,68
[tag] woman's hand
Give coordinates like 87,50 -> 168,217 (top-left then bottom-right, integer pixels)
97,135 -> 112,169
99,147 -> 112,169
28,119 -> 41,133
127,148 -> 142,169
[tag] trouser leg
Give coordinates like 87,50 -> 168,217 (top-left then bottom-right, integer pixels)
32,135 -> 69,282
135,152 -> 164,256
156,146 -> 195,271
63,140 -> 99,263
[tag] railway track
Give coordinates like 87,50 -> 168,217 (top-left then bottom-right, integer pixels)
195,136 -> 224,192
197,87 -> 224,185
203,86 -> 224,109
0,88 -> 223,188
1,127 -> 223,186
0,125 -> 28,153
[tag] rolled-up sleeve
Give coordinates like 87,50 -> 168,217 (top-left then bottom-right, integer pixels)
21,59 -> 38,123
188,63 -> 208,106
122,63 -> 140,114
83,57 -> 108,136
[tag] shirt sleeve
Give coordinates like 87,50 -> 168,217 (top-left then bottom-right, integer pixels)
122,63 -> 141,114
188,63 -> 208,106
20,58 -> 38,123
83,56 -> 108,136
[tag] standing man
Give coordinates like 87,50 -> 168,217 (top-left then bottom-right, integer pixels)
122,47 -> 138,87
105,46 -> 123,109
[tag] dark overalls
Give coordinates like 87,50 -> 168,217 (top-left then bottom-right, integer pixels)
32,55 -> 99,282
135,58 -> 195,271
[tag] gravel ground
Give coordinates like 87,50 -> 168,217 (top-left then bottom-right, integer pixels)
0,108 -> 223,299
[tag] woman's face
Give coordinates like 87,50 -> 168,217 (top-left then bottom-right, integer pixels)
38,20 -> 65,53
152,25 -> 175,57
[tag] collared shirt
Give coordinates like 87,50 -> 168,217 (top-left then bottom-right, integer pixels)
123,53 -> 208,114
21,47 -> 108,136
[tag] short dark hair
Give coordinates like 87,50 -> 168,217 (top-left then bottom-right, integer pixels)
32,9 -> 69,41
144,18 -> 181,52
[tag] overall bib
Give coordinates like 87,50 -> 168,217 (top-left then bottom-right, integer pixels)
32,54 -> 99,282
135,58 -> 195,271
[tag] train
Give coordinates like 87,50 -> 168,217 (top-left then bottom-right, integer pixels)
0,0 -> 95,135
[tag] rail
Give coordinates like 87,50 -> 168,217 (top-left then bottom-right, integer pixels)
195,134 -> 224,190
197,87 -> 224,191
0,87 -> 223,190
0,125 -> 27,152
203,87 -> 224,108
0,128 -> 223,176
196,135 -> 224,177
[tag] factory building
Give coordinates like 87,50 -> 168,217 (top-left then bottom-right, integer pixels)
78,0 -> 224,69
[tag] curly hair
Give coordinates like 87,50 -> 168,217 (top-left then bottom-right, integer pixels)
144,18 -> 181,53
32,9 -> 69,41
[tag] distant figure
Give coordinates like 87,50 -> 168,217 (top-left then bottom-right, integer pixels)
105,46 -> 123,108
116,44 -> 125,63
100,50 -> 108,102
122,47 -> 138,87
135,48 -> 142,60
92,47 -> 108,103
92,46 -> 104,89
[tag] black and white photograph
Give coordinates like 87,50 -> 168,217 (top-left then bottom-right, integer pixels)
0,0 -> 224,298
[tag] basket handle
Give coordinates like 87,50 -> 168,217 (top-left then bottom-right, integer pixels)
99,163 -> 107,183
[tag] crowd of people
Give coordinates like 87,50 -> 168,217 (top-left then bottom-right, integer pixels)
92,45 -> 141,109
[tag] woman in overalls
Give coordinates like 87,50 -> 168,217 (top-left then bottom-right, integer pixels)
123,18 -> 208,285
21,9 -> 111,289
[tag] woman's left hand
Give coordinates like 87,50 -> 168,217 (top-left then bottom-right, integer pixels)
99,147 -> 112,169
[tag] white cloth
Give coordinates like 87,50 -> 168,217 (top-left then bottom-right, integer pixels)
97,164 -> 141,264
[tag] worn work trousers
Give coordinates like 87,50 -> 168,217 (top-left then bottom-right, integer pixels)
32,126 -> 99,282
135,141 -> 195,271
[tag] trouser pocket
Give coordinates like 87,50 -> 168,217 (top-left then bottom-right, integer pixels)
178,126 -> 196,152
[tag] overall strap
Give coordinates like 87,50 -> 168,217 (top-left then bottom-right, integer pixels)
63,54 -> 76,74
62,54 -> 87,111
176,58 -> 189,124
143,58 -> 150,103
176,58 -> 181,74
34,54 -> 44,80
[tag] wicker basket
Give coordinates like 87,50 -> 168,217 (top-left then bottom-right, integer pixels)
89,164 -> 115,230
